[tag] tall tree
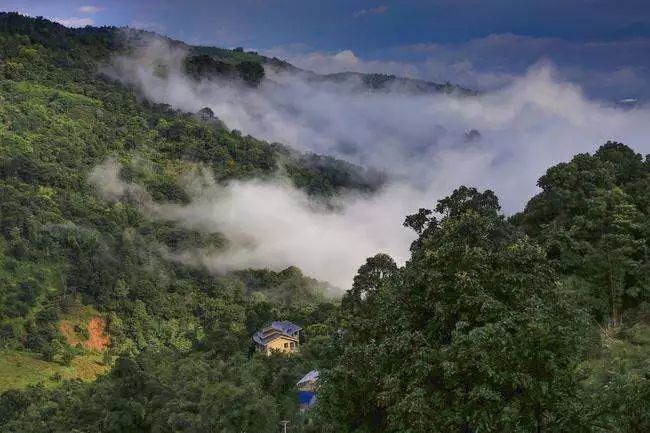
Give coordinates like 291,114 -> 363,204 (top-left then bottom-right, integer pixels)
318,187 -> 591,433
515,142 -> 650,323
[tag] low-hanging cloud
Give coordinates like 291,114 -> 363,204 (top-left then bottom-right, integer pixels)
90,160 -> 413,289
103,37 -> 650,289
263,34 -> 650,100
353,6 -> 389,18
79,5 -> 103,14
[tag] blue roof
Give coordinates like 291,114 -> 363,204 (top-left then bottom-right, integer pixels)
253,321 -> 301,346
298,390 -> 316,408
271,320 -> 301,334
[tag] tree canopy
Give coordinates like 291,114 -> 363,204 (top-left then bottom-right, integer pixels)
319,188 -> 592,433
514,142 -> 650,323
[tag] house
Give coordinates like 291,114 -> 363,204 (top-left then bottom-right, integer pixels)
297,370 -> 319,410
253,320 -> 301,355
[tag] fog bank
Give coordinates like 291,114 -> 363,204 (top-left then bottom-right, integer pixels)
102,39 -> 650,289
90,160 -> 413,289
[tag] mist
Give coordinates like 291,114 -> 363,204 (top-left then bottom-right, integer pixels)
90,160 -> 414,289
102,38 -> 650,289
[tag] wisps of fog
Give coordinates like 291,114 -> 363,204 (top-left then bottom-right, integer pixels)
90,160 -> 414,289
262,34 -> 650,101
101,38 -> 650,289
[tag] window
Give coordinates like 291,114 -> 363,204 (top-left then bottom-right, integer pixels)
284,343 -> 288,348
290,342 -> 294,348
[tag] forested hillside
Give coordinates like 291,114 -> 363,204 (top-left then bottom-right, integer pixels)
0,12 -> 357,431
0,12 -> 649,433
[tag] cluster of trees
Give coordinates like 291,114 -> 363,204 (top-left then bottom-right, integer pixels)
319,72 -> 478,96
0,351 -> 325,433
1,12 -> 649,433
0,13 -> 365,432
183,54 -> 265,87
314,148 -> 650,432
514,142 -> 650,323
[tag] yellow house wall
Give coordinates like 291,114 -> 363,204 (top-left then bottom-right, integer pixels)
265,336 -> 298,355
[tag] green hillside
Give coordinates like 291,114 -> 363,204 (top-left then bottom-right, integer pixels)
0,12 -> 648,433
0,12 -> 353,429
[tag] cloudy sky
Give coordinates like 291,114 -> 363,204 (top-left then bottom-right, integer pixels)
102,33 -> 650,288
5,0 -> 650,99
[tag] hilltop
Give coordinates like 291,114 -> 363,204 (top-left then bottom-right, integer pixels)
0,12 -> 476,94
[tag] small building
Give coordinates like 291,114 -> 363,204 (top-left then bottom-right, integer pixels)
253,321 -> 301,355
297,370 -> 319,411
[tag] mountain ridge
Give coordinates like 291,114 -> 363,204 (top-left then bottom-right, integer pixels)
1,12 -> 476,95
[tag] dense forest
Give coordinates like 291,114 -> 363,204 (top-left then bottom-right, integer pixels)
0,12 -> 649,433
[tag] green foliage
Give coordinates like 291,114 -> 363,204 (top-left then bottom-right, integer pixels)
515,142 -> 650,323
236,60 -> 265,86
0,349 -> 331,433
318,188 -> 593,433
0,350 -> 107,391
0,13 -> 349,432
183,54 -> 266,87
60,348 -> 74,367
569,307 -> 650,432
184,54 -> 236,79
283,152 -> 386,196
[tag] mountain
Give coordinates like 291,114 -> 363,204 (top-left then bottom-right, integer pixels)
616,97 -> 642,110
260,56 -> 478,95
0,10 -> 353,418
189,34 -> 476,95
0,12 -> 648,433
315,71 -> 478,95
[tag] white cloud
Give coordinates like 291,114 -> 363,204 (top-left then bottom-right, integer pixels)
53,17 -> 95,27
353,5 -> 389,18
262,46 -> 420,77
90,161 -> 413,289
104,38 -> 650,290
79,5 -> 103,14
262,34 -> 650,100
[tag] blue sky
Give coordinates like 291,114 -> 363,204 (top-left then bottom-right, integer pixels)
7,0 -> 650,49
4,0 -> 650,99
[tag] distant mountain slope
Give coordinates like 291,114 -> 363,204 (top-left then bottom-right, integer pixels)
188,41 -> 478,95
318,71 -> 478,95
189,38 -> 476,95
0,10 -> 347,391
258,55 -> 477,95
0,12 -> 476,95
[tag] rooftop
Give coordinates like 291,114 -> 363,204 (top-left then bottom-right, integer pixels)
297,370 -> 319,387
253,320 -> 302,346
